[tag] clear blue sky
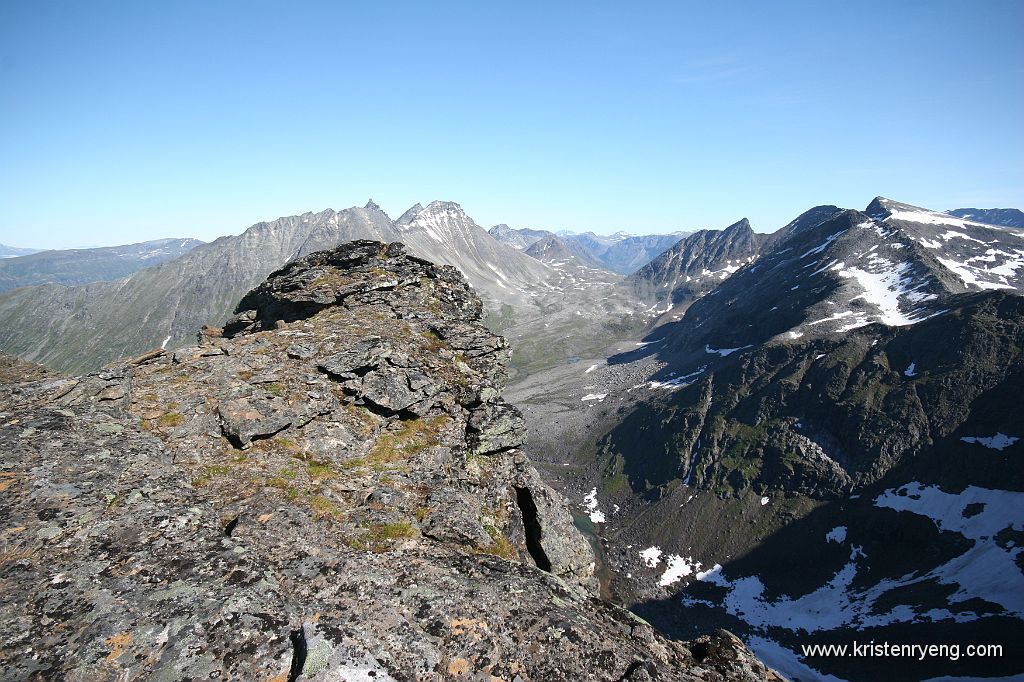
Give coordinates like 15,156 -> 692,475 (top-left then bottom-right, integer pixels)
1,1 -> 1022,248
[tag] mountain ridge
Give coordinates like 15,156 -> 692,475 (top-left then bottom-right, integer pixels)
0,201 -> 580,373
504,195 -> 1024,681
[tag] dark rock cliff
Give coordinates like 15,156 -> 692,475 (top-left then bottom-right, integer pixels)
0,241 -> 776,681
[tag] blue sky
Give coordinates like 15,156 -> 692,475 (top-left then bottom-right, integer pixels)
1,0 -> 1022,248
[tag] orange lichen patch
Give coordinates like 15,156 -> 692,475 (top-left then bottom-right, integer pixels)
104,632 -> 133,661
450,618 -> 489,641
0,472 -> 18,493
446,658 -> 470,676
257,513 -> 274,524
107,557 -> 143,578
5,526 -> 27,534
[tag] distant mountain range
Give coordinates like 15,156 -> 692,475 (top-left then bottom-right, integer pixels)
0,244 -> 41,258
0,201 -> 647,374
947,207 -> 1024,229
0,238 -> 203,293
489,225 -> 691,274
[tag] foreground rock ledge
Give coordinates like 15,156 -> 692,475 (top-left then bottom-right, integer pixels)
0,241 -> 777,681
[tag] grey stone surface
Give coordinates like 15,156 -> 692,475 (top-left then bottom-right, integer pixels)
0,241 -> 777,681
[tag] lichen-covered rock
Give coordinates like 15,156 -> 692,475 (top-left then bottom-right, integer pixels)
0,241 -> 776,681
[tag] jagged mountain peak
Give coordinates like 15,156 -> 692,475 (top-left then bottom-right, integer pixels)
363,199 -> 387,217
865,196 -> 998,230
399,200 -> 483,243
722,218 -> 753,235
396,203 -> 425,226
629,219 -> 764,311
397,200 -> 470,230
855,198 -> 1024,291
768,205 -> 843,248
422,199 -> 468,216
864,195 -> 898,220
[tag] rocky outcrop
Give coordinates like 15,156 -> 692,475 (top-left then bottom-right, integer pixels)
0,241 -> 775,681
0,352 -> 58,384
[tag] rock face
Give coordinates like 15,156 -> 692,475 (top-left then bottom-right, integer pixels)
629,219 -> 764,310
0,352 -> 59,384
0,241 -> 775,681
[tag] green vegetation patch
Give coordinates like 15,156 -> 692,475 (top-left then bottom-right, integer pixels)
477,523 -> 516,560
157,412 -> 183,427
366,415 -> 450,466
348,521 -> 415,552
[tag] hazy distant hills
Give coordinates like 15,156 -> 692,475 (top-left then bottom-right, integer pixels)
489,225 -> 690,274
0,238 -> 203,293
0,244 -> 41,258
524,235 -> 608,271
948,207 -> 1024,229
569,231 -> 691,274
0,205 -> 401,372
487,224 -> 553,250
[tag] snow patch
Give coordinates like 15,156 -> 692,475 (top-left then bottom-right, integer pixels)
680,481 -> 1024,636
959,434 -> 1018,451
660,555 -> 700,586
825,526 -> 847,544
800,230 -> 847,259
639,546 -> 662,568
937,256 -> 1016,290
904,362 -> 917,377
705,344 -> 753,357
887,209 -> 988,229
836,261 -> 935,326
584,488 -> 606,523
648,365 -> 707,390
